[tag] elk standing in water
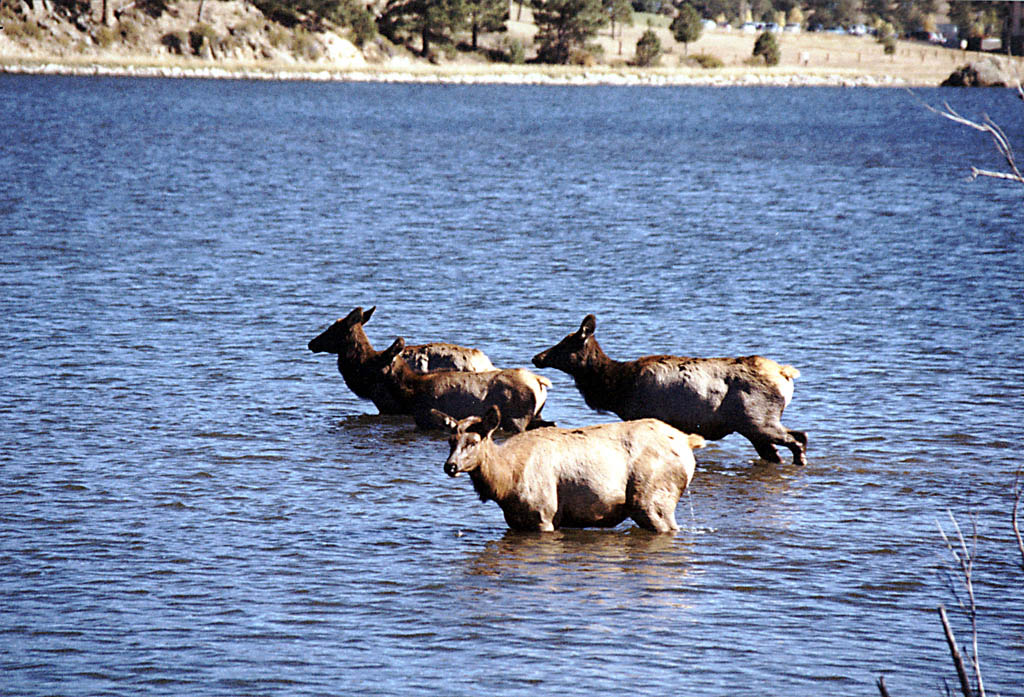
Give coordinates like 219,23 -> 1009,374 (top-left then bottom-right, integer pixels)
437,406 -> 705,532
375,338 -> 552,433
308,306 -> 495,414
532,314 -> 807,465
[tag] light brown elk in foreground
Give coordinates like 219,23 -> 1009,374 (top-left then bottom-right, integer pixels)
532,314 -> 807,465
437,406 -> 705,532
307,306 -> 495,414
376,338 -> 552,433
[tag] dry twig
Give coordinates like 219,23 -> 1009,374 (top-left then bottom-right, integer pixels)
937,511 -> 986,697
881,484 -> 1024,695
1014,467 -> 1024,572
938,605 -> 974,697
913,80 -> 1024,186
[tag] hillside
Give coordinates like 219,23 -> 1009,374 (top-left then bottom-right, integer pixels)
1,0 -> 1021,85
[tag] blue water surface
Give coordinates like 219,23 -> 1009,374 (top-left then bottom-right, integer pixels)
1,75 -> 1022,696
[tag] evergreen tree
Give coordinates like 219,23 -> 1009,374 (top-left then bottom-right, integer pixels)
532,0 -> 607,63
603,0 -> 633,39
633,26 -> 662,65
252,0 -> 375,42
752,29 -> 779,64
670,3 -> 701,54
465,0 -> 508,49
379,0 -> 467,55
691,0 -> 743,26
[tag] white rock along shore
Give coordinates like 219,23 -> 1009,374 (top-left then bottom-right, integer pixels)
0,59 -> 910,87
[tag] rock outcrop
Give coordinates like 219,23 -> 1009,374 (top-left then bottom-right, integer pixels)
942,58 -> 1012,87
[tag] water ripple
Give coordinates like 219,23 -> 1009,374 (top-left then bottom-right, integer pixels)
1,77 -> 1022,697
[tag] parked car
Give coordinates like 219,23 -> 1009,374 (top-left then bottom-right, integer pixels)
908,29 -> 945,43
784,23 -> 802,33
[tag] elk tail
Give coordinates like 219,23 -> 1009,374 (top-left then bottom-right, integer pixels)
780,365 -> 800,380
687,434 -> 707,450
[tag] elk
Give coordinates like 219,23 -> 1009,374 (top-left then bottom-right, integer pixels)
307,306 -> 495,414
532,314 -> 807,466
373,337 -> 552,433
437,406 -> 705,532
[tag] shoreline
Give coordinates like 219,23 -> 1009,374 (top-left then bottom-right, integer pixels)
4,0 -> 1021,88
0,57 -> 922,87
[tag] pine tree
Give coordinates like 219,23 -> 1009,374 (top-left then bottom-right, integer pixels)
465,0 -> 508,49
670,3 -> 702,54
532,0 -> 607,64
379,0 -> 467,56
603,0 -> 632,40
752,29 -> 779,65
633,27 -> 661,65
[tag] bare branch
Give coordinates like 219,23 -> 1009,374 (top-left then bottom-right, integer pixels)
938,510 -> 986,697
876,675 -> 891,697
912,88 -> 1024,187
939,605 -> 974,697
1014,467 -> 1024,572
969,167 -> 1024,183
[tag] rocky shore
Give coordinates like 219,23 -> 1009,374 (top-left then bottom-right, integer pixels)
0,58 -> 919,87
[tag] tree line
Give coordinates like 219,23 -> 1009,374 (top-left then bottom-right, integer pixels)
7,0 -> 1013,64
252,0 -> 1015,64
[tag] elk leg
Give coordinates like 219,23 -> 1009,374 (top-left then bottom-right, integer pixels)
631,508 -> 677,533
746,434 -> 783,463
784,429 -> 808,466
745,422 -> 807,466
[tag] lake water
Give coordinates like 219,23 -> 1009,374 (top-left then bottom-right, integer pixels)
2,75 -> 1022,696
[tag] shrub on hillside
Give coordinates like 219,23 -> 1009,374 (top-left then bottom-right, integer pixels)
752,30 -> 779,66
94,24 -> 119,47
687,51 -> 722,68
568,47 -> 598,66
341,2 -> 376,45
119,18 -> 143,45
137,0 -> 169,19
495,36 -> 526,63
2,17 -> 46,40
189,23 -> 218,54
633,27 -> 662,66
161,31 -> 188,54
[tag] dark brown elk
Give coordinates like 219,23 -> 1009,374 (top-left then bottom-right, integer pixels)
374,337 -> 552,433
532,314 -> 807,465
436,405 -> 705,532
308,306 -> 495,414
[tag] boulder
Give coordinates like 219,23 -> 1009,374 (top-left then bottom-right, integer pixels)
942,58 -> 1010,87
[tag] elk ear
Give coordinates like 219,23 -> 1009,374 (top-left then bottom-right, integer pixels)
344,306 -> 364,325
362,306 -> 376,324
579,314 -> 597,338
480,405 -> 501,437
427,409 -> 459,432
382,337 -> 405,363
